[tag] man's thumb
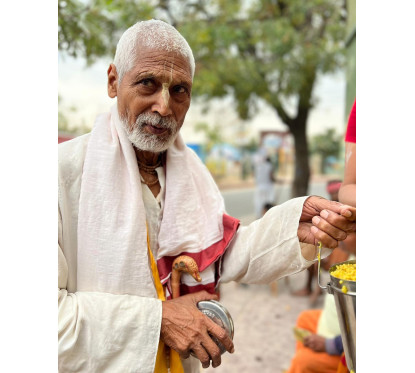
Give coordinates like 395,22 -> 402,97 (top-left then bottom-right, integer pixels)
191,290 -> 219,303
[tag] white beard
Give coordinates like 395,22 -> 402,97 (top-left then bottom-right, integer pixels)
121,112 -> 180,153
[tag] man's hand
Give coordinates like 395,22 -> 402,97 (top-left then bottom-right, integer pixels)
298,196 -> 356,249
160,291 -> 234,369
303,334 -> 326,352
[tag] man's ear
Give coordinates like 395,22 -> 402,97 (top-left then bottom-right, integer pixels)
107,64 -> 118,98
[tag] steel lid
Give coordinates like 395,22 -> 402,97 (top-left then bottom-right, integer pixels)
197,300 -> 234,354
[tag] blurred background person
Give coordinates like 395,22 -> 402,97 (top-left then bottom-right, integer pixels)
254,156 -> 276,218
285,296 -> 344,373
262,202 -> 275,217
339,99 -> 356,207
337,99 -> 356,373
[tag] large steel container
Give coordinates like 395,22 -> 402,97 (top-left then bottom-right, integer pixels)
319,259 -> 356,372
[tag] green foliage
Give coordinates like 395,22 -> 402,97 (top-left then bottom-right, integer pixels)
310,128 -> 343,174
59,0 -> 346,122
194,122 -> 224,153
58,95 -> 74,132
174,0 -> 347,123
58,0 -> 155,65
58,96 -> 91,135
242,137 -> 259,153
310,128 -> 342,158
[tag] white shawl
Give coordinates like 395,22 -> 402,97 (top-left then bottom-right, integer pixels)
76,105 -> 225,296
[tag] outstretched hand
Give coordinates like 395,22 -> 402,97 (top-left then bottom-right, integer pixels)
303,334 -> 326,352
160,290 -> 234,369
298,196 -> 356,249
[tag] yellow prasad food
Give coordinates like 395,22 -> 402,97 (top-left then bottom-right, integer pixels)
341,285 -> 348,294
331,263 -> 356,281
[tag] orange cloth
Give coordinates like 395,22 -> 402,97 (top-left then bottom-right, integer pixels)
336,354 -> 349,373
286,310 -> 341,373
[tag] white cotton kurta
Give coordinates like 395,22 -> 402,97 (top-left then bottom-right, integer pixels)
58,133 -> 327,373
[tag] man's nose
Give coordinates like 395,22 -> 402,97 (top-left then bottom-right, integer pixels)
151,87 -> 173,116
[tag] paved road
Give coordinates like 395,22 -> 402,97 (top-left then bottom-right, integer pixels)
221,182 -> 330,223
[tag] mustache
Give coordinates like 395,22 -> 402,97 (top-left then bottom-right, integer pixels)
135,112 -> 177,129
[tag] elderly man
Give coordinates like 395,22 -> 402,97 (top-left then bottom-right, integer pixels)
58,20 -> 356,373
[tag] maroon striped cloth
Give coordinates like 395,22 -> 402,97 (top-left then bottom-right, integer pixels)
157,214 -> 240,299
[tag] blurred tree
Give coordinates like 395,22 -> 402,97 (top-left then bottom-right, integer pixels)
177,0 -> 347,196
58,0 -> 347,196
310,128 -> 342,173
194,122 -> 224,153
58,0 -> 155,65
242,137 -> 259,154
58,95 -> 91,135
58,95 -> 77,133
58,96 -> 70,131
58,0 -> 155,132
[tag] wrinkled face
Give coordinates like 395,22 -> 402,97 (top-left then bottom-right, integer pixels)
107,45 -> 192,152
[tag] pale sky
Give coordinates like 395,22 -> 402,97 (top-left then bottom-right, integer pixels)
58,53 -> 347,144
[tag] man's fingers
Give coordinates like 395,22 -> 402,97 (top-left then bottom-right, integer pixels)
310,226 -> 338,249
191,344 -> 211,369
179,350 -> 191,360
201,338 -> 222,368
191,290 -> 219,304
190,312 -> 232,369
312,215 -> 348,242
160,292 -> 235,370
304,197 -> 356,222
340,206 -> 356,221
310,207 -> 356,248
319,209 -> 356,232
325,200 -> 356,222
205,315 -> 234,354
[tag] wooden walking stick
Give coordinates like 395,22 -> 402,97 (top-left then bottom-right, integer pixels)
164,256 -> 202,371
171,255 -> 202,299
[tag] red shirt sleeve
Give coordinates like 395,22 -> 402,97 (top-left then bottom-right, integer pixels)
345,99 -> 356,143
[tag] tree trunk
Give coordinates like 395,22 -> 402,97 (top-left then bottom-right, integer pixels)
290,116 -> 310,197
271,71 -> 315,198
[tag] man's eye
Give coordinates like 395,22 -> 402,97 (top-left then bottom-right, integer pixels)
173,85 -> 187,94
138,78 -> 155,87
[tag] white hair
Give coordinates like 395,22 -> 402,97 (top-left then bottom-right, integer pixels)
113,19 -> 195,84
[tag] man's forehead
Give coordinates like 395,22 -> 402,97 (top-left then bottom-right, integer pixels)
131,47 -> 192,80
